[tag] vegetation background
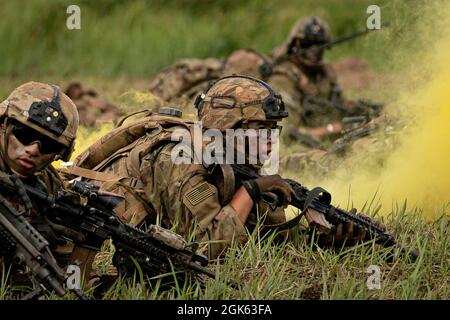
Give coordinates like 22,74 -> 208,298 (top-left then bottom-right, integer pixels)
0,0 -> 424,96
0,0 -> 448,300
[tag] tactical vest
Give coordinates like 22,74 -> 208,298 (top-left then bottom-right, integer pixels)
65,111 -> 195,227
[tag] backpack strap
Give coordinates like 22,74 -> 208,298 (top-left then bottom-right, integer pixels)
62,165 -> 155,227
63,165 -> 126,182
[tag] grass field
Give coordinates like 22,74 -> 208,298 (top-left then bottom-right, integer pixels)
1,207 -> 448,300
0,0 -> 427,96
0,0 -> 448,300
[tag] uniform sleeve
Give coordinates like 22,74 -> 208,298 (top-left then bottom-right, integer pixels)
140,143 -> 248,259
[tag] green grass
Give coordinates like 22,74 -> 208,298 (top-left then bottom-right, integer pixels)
0,0 -> 428,79
1,207 -> 448,300
0,0 -> 435,102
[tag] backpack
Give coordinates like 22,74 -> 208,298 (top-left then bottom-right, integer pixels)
64,110 -> 194,227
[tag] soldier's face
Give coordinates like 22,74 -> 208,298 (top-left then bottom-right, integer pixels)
0,123 -> 61,177
242,121 -> 281,162
294,38 -> 326,65
303,48 -> 324,63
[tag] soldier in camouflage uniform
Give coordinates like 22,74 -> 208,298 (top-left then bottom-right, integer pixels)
71,76 -> 371,260
268,16 -> 360,144
280,114 -> 399,176
148,57 -> 224,104
147,49 -> 271,111
221,48 -> 272,79
0,82 -> 90,294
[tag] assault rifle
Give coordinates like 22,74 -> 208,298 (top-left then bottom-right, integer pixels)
287,97 -> 383,147
0,173 -> 234,294
260,22 -> 390,78
295,21 -> 391,56
328,120 -> 380,154
285,125 -> 321,148
0,175 -> 88,300
230,164 -> 418,261
303,95 -> 349,119
303,96 -> 383,122
352,99 -> 384,117
341,115 -> 371,128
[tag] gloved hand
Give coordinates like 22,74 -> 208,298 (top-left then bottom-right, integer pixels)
358,213 -> 387,232
243,175 -> 294,206
32,215 -> 85,248
306,208 -> 386,248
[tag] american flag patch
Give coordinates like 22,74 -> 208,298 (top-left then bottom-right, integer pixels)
185,182 -> 214,206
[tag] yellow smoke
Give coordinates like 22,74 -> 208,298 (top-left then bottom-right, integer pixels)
53,89 -> 164,168
72,124 -> 116,157
302,2 -> 450,219
53,123 -> 115,168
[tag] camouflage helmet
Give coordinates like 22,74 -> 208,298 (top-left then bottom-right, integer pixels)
194,75 -> 288,130
272,16 -> 331,59
0,81 -> 79,161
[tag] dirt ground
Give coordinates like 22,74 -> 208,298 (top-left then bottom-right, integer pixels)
333,57 -> 381,91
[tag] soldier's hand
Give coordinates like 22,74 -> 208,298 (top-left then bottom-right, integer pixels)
327,220 -> 367,245
307,208 -> 380,248
358,213 -> 387,232
243,175 -> 294,206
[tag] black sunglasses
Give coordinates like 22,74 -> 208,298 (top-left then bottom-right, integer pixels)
10,121 -> 66,154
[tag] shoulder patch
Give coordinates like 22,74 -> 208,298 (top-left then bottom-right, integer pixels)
185,181 -> 215,206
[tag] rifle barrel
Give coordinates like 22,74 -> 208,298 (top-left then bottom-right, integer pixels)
307,21 -> 390,53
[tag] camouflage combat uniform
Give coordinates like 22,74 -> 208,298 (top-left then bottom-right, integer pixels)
280,115 -> 399,175
148,58 -> 224,102
221,48 -> 272,79
0,82 -> 82,290
70,76 -> 374,262
138,141 -> 287,259
268,16 -> 354,129
148,50 -> 271,108
71,76 -> 288,259
0,158 -> 75,283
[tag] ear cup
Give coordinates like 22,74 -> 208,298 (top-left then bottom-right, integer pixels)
194,78 -> 220,112
194,93 -> 203,111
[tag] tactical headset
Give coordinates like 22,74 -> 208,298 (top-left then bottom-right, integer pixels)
194,75 -> 288,120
